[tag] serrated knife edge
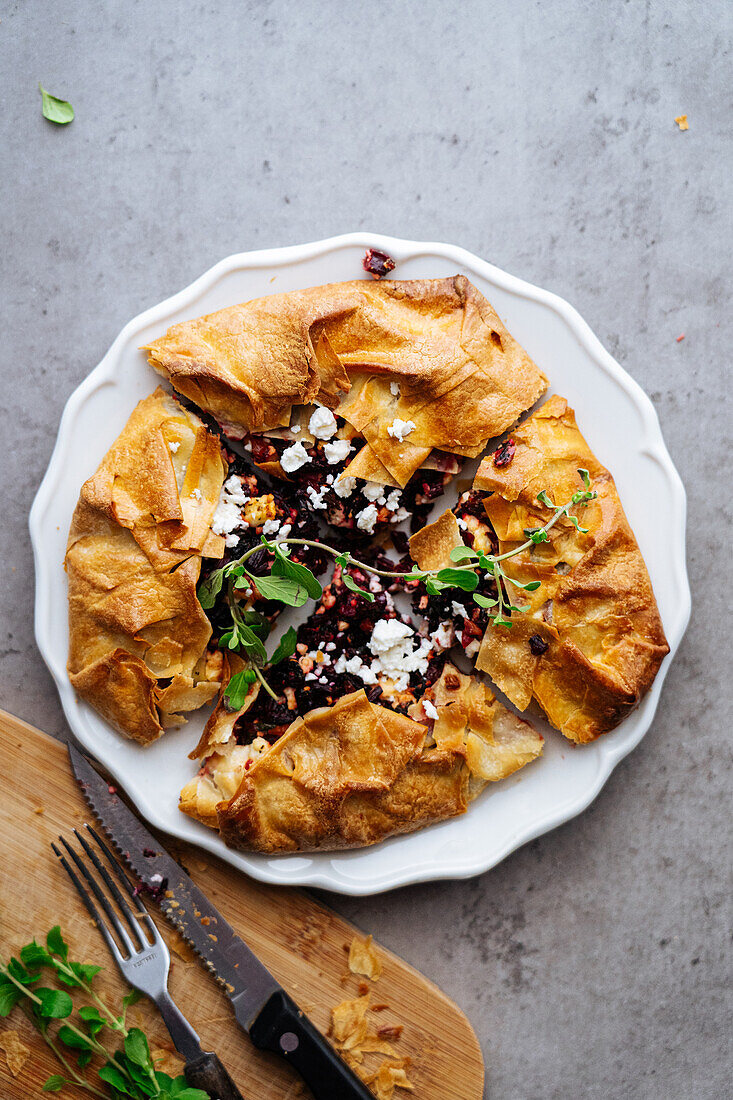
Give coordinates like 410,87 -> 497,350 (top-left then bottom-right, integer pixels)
68,743 -> 279,1027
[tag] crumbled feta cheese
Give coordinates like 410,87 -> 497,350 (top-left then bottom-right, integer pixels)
291,425 -> 301,433
334,652 -> 378,685
390,381 -> 401,397
324,438 -> 352,464
168,440 -> 180,454
280,441 -> 311,472
279,523 -> 292,538
430,621 -> 455,650
456,516 -> 468,531
367,619 -> 431,691
465,639 -> 480,658
326,474 -> 334,484
190,487 -> 202,502
361,481 -> 384,502
390,507 -> 411,524
334,476 -> 356,499
387,418 -> 417,442
356,503 -> 378,533
423,699 -> 440,721
308,406 -> 338,440
325,642 -> 336,652
212,476 -> 251,546
452,601 -> 469,619
306,484 -> 329,510
262,518 -> 281,535
304,672 -> 317,682
384,489 -> 402,512
368,574 -> 382,594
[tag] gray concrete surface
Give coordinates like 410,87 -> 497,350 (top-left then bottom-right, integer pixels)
2,2 -> 731,1097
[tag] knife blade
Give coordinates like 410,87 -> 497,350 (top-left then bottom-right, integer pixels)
67,743 -> 375,1100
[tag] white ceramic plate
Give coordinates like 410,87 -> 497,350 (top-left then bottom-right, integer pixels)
30,234 -> 690,895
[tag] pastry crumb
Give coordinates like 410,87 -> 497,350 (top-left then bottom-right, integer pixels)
366,1058 -> 414,1097
33,805 -> 45,814
348,934 -> 383,981
0,1030 -> 30,1077
674,114 -> 689,130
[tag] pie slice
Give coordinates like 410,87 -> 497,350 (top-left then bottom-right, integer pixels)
189,676 -> 542,854
469,395 -> 670,742
145,276 -> 548,488
65,388 -> 228,743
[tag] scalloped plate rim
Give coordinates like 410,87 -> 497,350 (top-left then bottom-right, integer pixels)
30,233 -> 690,895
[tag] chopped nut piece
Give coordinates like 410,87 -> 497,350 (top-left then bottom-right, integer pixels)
348,933 -> 383,981
0,1030 -> 30,1077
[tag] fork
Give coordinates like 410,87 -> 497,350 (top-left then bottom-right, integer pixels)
52,824 -> 245,1100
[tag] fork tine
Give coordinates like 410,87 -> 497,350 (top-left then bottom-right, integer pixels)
84,825 -> 161,944
51,841 -> 123,964
72,828 -> 148,951
57,834 -> 138,958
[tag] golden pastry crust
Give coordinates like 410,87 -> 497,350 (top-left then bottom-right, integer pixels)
180,669 -> 543,852
66,388 -> 227,743
145,276 -> 548,487
472,395 -> 670,742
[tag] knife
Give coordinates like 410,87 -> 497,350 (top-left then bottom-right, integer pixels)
68,744 -> 375,1100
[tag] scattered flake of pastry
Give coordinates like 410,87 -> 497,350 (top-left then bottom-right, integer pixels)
33,804 -> 45,814
472,395 -> 669,742
674,114 -> 689,130
331,993 -> 371,1049
348,934 -> 383,981
367,1060 -> 414,1098
151,1046 -> 186,1077
0,1030 -> 30,1077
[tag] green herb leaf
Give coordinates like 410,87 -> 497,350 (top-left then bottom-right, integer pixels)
125,1027 -> 152,1069
122,989 -> 141,1010
247,572 -> 309,607
425,577 -> 452,596
335,552 -> 352,567
473,593 -> 498,609
492,615 -> 513,628
449,545 -> 479,563
58,1024 -> 93,1051
502,575 -> 541,592
35,987 -> 73,1019
268,627 -> 298,667
42,1075 -> 69,1092
99,1061 -> 133,1093
39,85 -> 75,125
578,467 -> 591,489
566,514 -> 590,533
46,927 -> 69,961
70,961 -> 101,985
20,941 -> 52,970
536,490 -> 554,509
0,978 -> 22,1016
197,568 -> 225,609
169,1088 -> 211,1100
79,1005 -> 106,1037
224,671 -> 253,711
236,623 -> 268,665
435,568 -> 479,592
272,553 -> 323,599
7,957 -> 36,985
77,1048 -> 94,1068
524,527 -> 550,544
342,573 -> 375,602
506,602 -> 530,614
403,569 -> 426,582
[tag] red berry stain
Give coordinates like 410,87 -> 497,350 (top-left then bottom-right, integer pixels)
363,249 -> 395,279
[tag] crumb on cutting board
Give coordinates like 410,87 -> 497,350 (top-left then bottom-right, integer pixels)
0,1029 -> 30,1077
348,933 -> 383,981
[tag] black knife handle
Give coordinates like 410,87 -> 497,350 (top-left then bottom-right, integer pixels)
249,989 -> 374,1099
185,1050 -> 246,1100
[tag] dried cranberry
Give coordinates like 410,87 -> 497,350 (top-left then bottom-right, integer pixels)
529,634 -> 548,656
362,248 -> 396,279
493,438 -> 516,467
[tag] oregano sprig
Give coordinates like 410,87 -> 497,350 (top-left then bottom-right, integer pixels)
199,471 -> 596,704
0,926 -> 207,1099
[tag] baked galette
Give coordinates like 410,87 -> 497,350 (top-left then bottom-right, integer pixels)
66,275 -> 669,853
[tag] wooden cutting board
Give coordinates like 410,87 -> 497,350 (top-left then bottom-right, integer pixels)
0,711 -> 484,1099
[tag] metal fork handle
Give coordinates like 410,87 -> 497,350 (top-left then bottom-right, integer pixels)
154,992 -> 245,1100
